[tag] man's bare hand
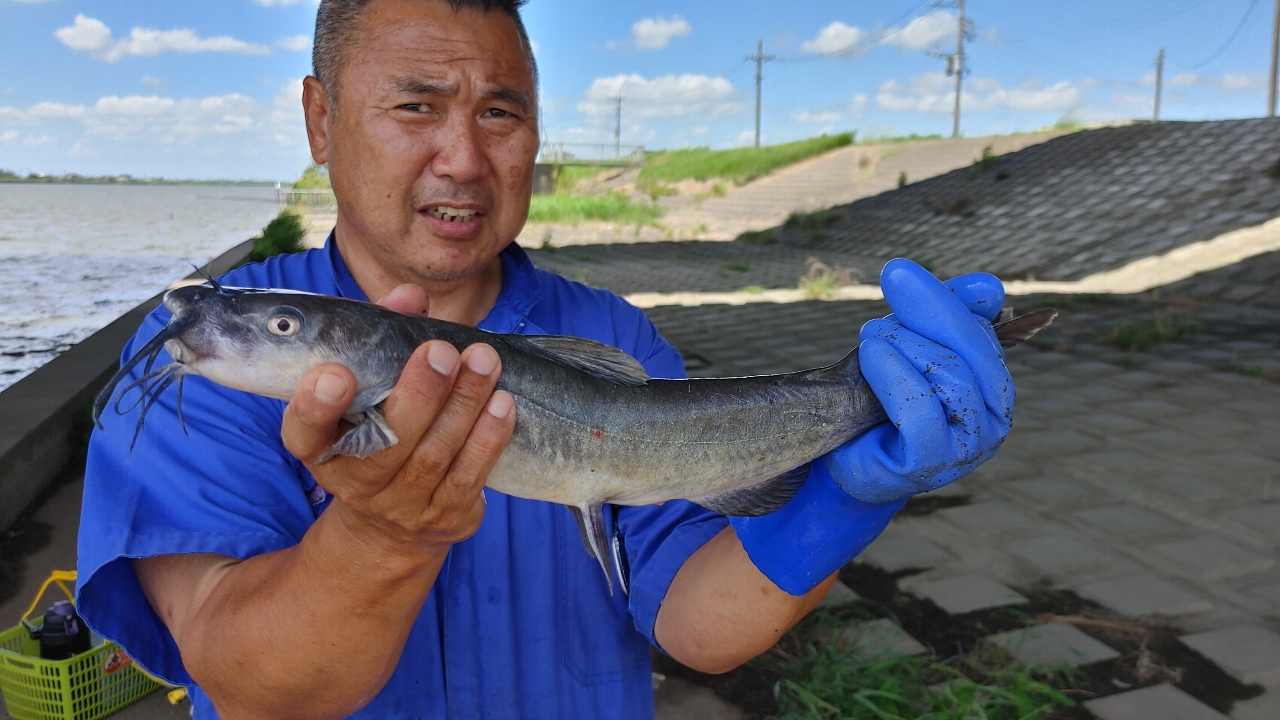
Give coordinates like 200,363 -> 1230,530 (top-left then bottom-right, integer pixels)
280,284 -> 516,554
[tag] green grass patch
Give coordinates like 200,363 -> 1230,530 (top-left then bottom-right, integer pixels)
293,163 -> 331,189
735,228 -> 778,245
639,132 -> 854,184
552,165 -> 603,193
722,262 -> 750,273
1099,311 -> 1203,352
243,210 -> 307,264
760,612 -> 1076,720
527,192 -> 663,226
799,258 -> 859,300
739,285 -> 766,294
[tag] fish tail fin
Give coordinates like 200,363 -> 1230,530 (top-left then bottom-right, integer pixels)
993,308 -> 1058,348
569,503 -> 616,595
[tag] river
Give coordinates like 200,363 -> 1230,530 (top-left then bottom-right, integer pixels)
0,184 -> 283,392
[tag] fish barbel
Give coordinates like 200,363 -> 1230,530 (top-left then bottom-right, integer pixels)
94,281 -> 1056,592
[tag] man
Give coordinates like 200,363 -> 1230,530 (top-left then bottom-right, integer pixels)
76,1 -> 1014,718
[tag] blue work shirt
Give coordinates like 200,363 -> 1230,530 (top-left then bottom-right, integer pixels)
77,239 -> 729,719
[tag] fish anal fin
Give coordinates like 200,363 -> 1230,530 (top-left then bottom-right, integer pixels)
513,335 -> 650,387
993,308 -> 1058,348
693,463 -> 811,517
316,404 -> 399,463
569,503 -> 616,595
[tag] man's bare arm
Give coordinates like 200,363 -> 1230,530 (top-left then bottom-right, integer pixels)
135,336 -> 515,720
654,527 -> 834,674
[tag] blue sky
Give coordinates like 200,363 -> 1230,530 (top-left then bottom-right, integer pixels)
0,0 -> 1273,180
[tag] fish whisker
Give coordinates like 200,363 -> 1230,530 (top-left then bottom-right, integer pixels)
114,362 -> 182,417
93,315 -> 192,427
129,367 -> 183,451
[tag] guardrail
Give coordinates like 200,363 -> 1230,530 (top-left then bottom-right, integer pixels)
538,142 -> 645,166
277,188 -> 337,210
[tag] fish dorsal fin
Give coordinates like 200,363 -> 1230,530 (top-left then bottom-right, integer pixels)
569,503 -> 616,595
514,335 -> 650,387
692,463 -> 811,517
993,308 -> 1058,348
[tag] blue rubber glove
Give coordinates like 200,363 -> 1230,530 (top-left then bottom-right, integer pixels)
731,259 -> 1012,595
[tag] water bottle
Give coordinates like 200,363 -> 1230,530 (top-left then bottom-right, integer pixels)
34,601 -> 91,660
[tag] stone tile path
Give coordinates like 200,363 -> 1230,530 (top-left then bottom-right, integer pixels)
1084,683 -> 1230,720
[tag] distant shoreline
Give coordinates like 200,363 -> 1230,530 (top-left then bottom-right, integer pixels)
0,177 -> 278,186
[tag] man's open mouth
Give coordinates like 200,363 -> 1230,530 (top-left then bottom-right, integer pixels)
427,206 -> 479,223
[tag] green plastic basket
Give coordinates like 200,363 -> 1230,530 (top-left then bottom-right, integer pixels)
0,572 -> 161,720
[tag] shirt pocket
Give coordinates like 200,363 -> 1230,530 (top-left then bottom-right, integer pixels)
555,506 -> 649,686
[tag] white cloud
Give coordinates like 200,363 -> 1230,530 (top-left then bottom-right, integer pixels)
277,35 -> 311,52
1169,71 -> 1265,93
55,14 -> 270,63
631,16 -> 691,50
0,130 -> 17,142
876,73 -> 1083,113
579,74 -> 740,120
23,134 -> 57,147
791,109 -> 842,123
882,11 -> 956,52
141,74 -> 166,89
801,22 -> 869,57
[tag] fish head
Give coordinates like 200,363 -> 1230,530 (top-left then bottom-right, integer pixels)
161,284 -> 344,401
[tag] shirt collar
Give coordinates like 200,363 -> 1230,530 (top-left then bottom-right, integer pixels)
323,234 -> 542,335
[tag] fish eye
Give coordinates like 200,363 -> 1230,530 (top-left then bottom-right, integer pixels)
266,309 -> 303,337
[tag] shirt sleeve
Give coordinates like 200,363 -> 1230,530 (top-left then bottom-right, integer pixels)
609,303 -> 730,649
76,307 -> 319,686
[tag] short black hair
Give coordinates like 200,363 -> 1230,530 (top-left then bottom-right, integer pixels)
313,0 -> 537,101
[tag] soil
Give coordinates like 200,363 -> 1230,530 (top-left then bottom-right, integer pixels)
656,562 -> 1262,718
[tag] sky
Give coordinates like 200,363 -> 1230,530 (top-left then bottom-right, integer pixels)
0,0 -> 1274,181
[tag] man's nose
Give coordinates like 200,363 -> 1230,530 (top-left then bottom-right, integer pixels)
429,113 -> 486,185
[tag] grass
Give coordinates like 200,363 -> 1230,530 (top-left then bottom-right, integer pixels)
1228,354 -> 1280,383
527,192 -> 663,227
799,258 -> 859,300
1099,311 -> 1203,352
735,228 -> 778,245
293,163 -> 331,189
761,613 -> 1076,720
722,262 -> 750,273
639,132 -> 855,184
244,210 -> 307,264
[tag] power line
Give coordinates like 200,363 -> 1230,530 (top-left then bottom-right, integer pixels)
747,40 -> 775,148
1154,48 -> 1165,121
1180,0 -> 1261,70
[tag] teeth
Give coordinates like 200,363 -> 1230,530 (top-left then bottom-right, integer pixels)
429,206 -> 478,223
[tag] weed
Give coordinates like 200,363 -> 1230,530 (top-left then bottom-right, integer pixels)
527,192 -> 663,226
785,209 -> 841,241
799,258 -> 859,300
570,253 -> 595,263
739,285 -> 766,294
1227,353 -> 1280,383
293,162 -> 330,189
927,197 -> 975,218
722,262 -> 750,273
898,171 -> 908,189
735,228 -> 778,245
692,222 -> 709,237
572,268 -> 588,284
539,230 -> 555,251
245,209 -> 306,264
636,179 -> 678,201
639,133 -> 854,184
1099,311 -> 1203,352
711,182 -> 727,197
968,145 -> 998,178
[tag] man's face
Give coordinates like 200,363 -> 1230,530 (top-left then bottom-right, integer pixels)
309,0 -> 539,284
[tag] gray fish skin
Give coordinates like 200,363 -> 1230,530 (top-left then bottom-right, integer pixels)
95,284 -> 1054,590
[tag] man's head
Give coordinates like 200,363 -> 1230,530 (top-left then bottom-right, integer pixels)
302,0 -> 541,296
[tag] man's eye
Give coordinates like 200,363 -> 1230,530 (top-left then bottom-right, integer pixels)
399,104 -> 430,112
485,108 -> 512,118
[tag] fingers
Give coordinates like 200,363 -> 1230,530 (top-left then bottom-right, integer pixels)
878,259 -> 1012,418
426,390 -> 517,527
399,343 -> 504,495
282,364 -> 356,463
376,284 -> 430,316
857,337 -> 950,466
942,272 -> 1005,321
372,340 -> 462,472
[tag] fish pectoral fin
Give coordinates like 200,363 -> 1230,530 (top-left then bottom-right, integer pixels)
512,335 -> 650,387
315,404 -> 400,463
993,308 -> 1058,348
692,463 -> 812,517
569,503 -> 616,595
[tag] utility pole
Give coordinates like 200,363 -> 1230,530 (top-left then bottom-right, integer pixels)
1154,48 -> 1165,122
613,94 -> 622,158
747,40 -> 775,148
1269,0 -> 1279,117
951,0 -> 966,139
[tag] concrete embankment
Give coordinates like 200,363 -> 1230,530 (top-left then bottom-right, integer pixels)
0,240 -> 253,534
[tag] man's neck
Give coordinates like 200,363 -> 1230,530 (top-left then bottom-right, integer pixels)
333,223 -> 505,327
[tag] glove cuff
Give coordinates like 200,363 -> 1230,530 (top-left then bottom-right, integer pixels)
729,462 -> 905,596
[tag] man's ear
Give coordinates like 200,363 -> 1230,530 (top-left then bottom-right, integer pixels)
302,76 -> 332,165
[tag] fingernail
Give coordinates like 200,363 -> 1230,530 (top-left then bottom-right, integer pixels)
427,342 -> 458,375
466,345 -> 499,375
315,373 -> 349,405
487,391 -> 514,419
